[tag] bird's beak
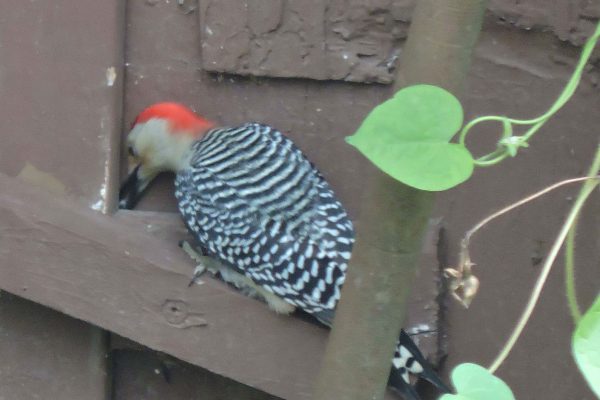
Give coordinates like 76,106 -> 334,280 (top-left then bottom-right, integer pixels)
119,164 -> 152,210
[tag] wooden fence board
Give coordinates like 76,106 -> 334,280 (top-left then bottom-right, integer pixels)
0,293 -> 109,400
0,173 -> 441,399
0,0 -> 125,398
111,348 -> 279,400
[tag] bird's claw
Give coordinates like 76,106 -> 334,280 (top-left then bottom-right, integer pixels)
188,264 -> 207,287
180,240 -> 220,286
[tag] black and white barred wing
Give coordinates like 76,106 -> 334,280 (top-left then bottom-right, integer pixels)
175,123 -> 354,314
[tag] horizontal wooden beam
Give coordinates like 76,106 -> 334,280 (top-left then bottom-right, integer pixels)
0,173 -> 441,400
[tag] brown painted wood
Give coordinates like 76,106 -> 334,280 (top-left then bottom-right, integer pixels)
0,173 -> 441,400
0,0 -> 124,212
109,334 -> 279,399
111,348 -> 280,400
0,0 -> 125,398
0,293 -> 109,400
0,172 -> 325,400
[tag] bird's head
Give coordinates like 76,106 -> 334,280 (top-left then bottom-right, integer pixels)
119,102 -> 214,209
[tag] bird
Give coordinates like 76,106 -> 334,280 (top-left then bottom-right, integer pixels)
119,102 -> 451,399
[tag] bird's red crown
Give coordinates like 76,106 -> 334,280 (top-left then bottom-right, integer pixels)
134,102 -> 214,136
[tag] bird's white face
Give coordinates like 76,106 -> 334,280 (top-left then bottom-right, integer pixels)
119,102 -> 214,209
120,117 -> 196,209
127,118 -> 196,179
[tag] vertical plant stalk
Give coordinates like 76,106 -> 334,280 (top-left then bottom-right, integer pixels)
489,146 -> 600,373
565,223 -> 582,323
313,2 -> 487,400
564,145 -> 600,324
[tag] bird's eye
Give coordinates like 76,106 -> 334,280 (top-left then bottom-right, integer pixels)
128,145 -> 136,157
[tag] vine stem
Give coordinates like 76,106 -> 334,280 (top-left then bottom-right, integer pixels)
462,176 -> 598,250
488,147 -> 600,373
565,223 -> 581,323
564,145 -> 600,324
459,22 -> 600,167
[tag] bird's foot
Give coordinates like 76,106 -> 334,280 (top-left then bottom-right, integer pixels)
179,240 -> 204,262
179,240 -> 220,286
188,264 -> 207,287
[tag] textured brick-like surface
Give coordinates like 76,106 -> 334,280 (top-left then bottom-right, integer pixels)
488,0 -> 600,45
200,0 -> 412,83
200,0 -> 598,83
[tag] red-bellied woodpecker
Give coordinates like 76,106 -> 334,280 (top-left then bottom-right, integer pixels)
119,102 -> 450,399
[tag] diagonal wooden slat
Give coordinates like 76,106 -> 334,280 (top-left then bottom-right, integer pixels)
0,173 -> 442,400
0,173 -> 326,399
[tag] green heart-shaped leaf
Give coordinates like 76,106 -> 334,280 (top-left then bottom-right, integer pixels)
572,294 -> 600,397
440,363 -> 515,400
346,85 -> 474,191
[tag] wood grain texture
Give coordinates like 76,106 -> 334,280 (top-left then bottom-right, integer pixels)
0,0 -> 125,398
0,173 -> 441,400
0,293 -> 109,400
111,349 -> 280,400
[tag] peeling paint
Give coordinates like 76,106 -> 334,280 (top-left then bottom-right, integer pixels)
105,66 -> 117,86
17,162 -> 66,195
90,187 -> 105,212
407,323 -> 433,335
200,0 -> 598,83
91,104 -> 115,214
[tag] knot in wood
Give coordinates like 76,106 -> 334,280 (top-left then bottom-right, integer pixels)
162,300 -> 188,325
162,299 -> 208,328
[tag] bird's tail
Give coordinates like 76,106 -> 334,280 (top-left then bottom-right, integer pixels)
312,310 -> 451,399
388,330 -> 451,400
